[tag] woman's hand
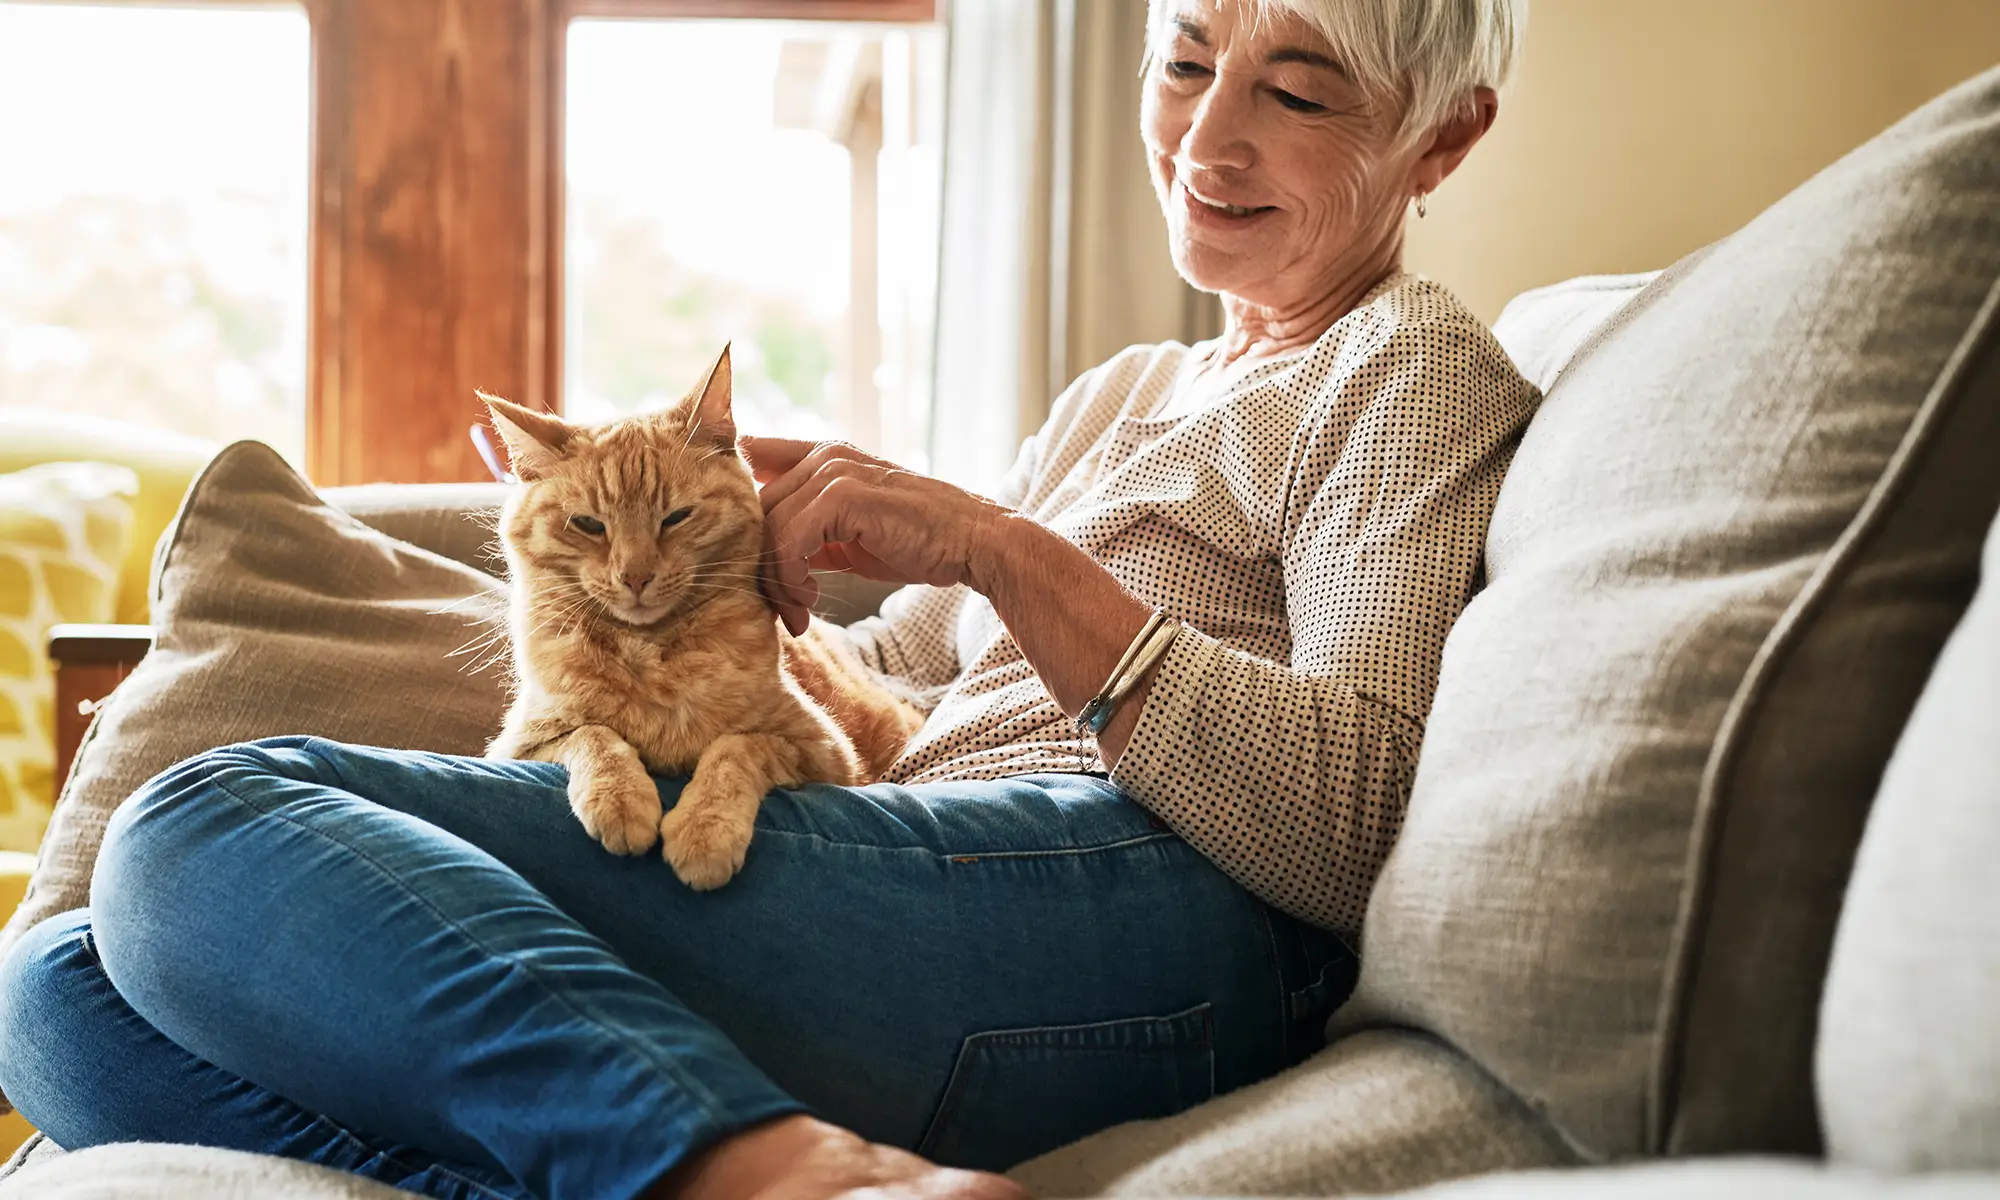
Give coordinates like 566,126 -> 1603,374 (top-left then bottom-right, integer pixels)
740,437 -> 1016,635
741,435 -> 1162,763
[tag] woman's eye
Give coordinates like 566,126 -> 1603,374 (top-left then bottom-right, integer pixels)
1273,89 -> 1326,113
1163,60 -> 1210,81
661,507 -> 693,531
568,515 -> 605,536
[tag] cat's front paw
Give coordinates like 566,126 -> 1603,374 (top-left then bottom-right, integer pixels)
571,771 -> 663,856
658,780 -> 758,890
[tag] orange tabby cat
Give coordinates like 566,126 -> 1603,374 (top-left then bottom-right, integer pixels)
481,346 -> 922,889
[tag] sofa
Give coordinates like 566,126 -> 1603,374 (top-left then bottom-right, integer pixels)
0,63 -> 1996,1200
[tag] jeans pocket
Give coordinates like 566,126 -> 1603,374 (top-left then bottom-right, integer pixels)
916,1003 -> 1215,1172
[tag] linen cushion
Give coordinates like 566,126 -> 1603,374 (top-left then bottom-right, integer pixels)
1398,1162 -> 2000,1199
1007,1029 -> 1572,1197
1816,509 -> 2000,1169
318,481 -> 508,577
0,463 -> 137,851
0,1140 -> 408,1199
1489,271 -> 1658,393
0,443 -> 510,1114
1336,65 -> 2000,1160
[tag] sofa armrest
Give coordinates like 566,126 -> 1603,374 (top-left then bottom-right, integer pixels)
48,624 -> 153,791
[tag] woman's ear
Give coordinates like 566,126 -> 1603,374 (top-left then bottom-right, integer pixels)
478,391 -> 573,481
1412,86 -> 1500,201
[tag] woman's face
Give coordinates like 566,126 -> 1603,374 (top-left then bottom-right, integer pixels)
1142,1 -> 1416,312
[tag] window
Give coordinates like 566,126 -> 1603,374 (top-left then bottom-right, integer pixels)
564,16 -> 944,468
0,3 -> 311,461
3,0 -> 935,485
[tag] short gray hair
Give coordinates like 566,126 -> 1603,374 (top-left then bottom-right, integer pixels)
1150,0 -> 1526,141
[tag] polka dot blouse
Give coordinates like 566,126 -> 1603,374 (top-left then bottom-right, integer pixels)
840,273 -> 1540,938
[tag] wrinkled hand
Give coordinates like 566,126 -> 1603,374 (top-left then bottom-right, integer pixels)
740,437 -> 1014,635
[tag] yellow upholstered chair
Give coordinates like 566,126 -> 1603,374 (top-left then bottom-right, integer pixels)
0,409 -> 218,627
0,850 -> 36,1154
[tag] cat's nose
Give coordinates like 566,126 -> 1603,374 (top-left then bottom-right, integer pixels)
621,571 -> 654,595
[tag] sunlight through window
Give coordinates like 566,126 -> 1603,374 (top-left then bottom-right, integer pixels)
0,3 -> 311,460
565,17 -> 944,469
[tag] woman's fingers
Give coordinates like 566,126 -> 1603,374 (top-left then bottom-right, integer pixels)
766,471 -> 876,574
756,441 -> 895,514
744,440 -> 921,632
759,454 -> 997,630
737,435 -> 819,483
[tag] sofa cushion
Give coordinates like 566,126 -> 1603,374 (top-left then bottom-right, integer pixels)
0,1140 -> 408,1199
1816,508 -> 2000,1169
0,443 -> 510,1113
1396,1161 -> 2000,1199
1336,65 -> 2000,1160
319,481 -> 508,577
1007,1029 -> 1571,1197
1488,271 -> 1658,393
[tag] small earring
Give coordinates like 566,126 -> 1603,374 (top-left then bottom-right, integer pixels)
1415,190 -> 1429,219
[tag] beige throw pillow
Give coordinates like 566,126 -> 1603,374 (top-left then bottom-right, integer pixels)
0,443 -> 510,1100
1339,64 -> 2000,1160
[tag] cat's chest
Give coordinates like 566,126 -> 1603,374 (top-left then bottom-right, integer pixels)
555,645 -> 764,772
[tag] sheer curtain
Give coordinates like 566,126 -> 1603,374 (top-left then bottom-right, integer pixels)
928,0 -> 1222,492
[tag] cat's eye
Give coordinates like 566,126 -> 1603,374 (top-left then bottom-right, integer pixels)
568,514 -> 606,536
661,507 -> 693,531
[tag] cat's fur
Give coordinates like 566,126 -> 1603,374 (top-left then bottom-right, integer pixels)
481,346 -> 923,889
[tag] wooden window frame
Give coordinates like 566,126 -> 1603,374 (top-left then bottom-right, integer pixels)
294,0 -> 931,484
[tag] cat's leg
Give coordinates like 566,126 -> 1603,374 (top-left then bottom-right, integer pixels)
791,703 -> 868,785
547,724 -> 662,856
483,704 -> 533,760
660,733 -> 811,890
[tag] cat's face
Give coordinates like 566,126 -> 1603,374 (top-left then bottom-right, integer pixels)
484,346 -> 764,631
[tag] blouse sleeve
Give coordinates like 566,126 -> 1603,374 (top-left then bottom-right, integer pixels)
1109,319 -> 1538,938
835,429 -> 1045,692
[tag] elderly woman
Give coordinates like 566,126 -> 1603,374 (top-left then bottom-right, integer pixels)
0,1 -> 1531,1198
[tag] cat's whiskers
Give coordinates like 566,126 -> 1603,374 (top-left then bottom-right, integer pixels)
547,592 -> 604,642
454,588 -> 594,675
673,582 -> 772,605
683,551 -> 772,569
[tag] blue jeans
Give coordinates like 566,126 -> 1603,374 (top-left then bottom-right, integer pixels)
0,737 -> 1353,1200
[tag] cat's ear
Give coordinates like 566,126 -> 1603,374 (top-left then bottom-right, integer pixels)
479,391 -> 573,481
688,343 -> 736,445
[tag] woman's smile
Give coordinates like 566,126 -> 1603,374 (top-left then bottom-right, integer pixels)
1178,177 -> 1279,228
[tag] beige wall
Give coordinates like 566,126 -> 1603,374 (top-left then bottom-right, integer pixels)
1407,0 -> 2000,323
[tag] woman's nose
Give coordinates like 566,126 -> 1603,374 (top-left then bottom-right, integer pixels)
1181,81 -> 1256,174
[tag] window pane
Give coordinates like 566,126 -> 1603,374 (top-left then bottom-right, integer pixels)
565,18 -> 944,470
0,3 -> 310,460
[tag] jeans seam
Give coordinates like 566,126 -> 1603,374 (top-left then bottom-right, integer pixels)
314,1116 -> 517,1200
1255,906 -> 1292,1062
756,827 -> 1178,861
915,1003 -> 1216,1160
207,745 -> 734,1120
